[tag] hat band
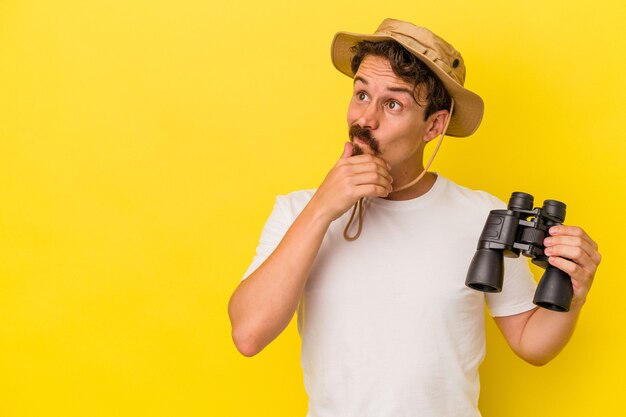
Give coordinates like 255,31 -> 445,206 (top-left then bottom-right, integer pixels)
377,30 -> 460,84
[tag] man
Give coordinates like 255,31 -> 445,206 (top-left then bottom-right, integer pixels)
228,19 -> 601,416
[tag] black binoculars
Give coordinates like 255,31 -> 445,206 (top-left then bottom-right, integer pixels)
465,192 -> 573,312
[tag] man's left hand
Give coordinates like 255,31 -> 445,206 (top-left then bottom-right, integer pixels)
543,225 -> 602,308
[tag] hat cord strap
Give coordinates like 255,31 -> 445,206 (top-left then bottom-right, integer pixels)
342,99 -> 455,241
343,198 -> 364,241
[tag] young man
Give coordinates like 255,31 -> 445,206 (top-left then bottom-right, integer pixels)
228,19 -> 601,416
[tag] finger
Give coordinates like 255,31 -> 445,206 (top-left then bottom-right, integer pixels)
345,153 -> 391,171
550,225 -> 602,266
353,183 -> 392,199
346,162 -> 393,183
544,235 -> 599,262
339,153 -> 391,180
350,170 -> 393,191
341,142 -> 354,160
547,256 -> 592,289
544,244 -> 597,274
549,225 -> 598,250
340,155 -> 391,178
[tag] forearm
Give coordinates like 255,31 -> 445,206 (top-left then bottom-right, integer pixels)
228,200 -> 332,357
514,300 -> 585,366
229,145 -> 393,356
497,225 -> 601,366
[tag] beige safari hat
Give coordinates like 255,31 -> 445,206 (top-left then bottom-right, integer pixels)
331,18 -> 484,137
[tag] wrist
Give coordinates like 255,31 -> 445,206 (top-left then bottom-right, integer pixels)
569,296 -> 587,313
301,197 -> 335,230
307,191 -> 349,225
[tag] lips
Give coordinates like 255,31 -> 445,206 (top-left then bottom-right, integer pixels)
353,136 -> 368,147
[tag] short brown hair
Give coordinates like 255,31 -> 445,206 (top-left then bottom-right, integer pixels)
350,40 -> 452,120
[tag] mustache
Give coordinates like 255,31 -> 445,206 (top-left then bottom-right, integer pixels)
349,125 -> 380,156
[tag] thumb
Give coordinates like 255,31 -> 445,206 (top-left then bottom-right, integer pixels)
341,142 -> 354,160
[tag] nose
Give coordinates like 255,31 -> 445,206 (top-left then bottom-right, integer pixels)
354,102 -> 380,130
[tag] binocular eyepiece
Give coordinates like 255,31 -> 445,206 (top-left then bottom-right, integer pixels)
465,192 -> 573,312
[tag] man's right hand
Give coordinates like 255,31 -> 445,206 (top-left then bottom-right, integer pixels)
309,142 -> 393,223
229,141 -> 392,356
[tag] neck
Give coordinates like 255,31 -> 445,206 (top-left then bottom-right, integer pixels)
385,165 -> 437,201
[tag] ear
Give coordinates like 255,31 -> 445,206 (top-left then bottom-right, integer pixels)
422,110 -> 450,143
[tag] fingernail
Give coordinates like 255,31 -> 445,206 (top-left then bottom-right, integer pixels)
544,237 -> 552,245
544,247 -> 552,255
550,226 -> 558,234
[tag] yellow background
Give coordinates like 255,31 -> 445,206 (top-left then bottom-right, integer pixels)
1,0 -> 625,416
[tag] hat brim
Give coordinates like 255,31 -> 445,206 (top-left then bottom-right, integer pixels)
331,31 -> 484,138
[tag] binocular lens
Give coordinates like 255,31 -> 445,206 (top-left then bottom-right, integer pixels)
542,200 -> 566,223
533,266 -> 573,312
508,192 -> 534,211
465,249 -> 503,293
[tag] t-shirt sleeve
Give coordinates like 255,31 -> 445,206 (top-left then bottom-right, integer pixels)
485,255 -> 538,317
241,195 -> 292,281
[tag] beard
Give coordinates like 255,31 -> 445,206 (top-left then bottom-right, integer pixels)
349,124 -> 381,156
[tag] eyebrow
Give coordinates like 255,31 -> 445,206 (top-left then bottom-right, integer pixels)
354,76 -> 414,97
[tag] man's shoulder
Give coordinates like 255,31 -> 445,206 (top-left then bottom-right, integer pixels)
438,175 -> 506,212
272,188 -> 317,219
276,188 -> 316,203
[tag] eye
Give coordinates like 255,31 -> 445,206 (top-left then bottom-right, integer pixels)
387,100 -> 402,111
356,91 -> 369,101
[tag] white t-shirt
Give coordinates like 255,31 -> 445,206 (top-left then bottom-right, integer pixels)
243,174 -> 537,417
